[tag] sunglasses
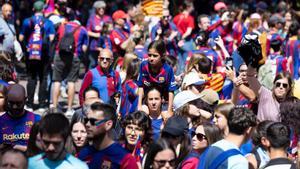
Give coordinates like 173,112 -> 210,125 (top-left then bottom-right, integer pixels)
148,53 -> 160,58
162,15 -> 170,19
154,158 -> 176,167
84,117 -> 108,126
99,57 -> 111,62
275,82 -> 288,89
191,131 -> 207,141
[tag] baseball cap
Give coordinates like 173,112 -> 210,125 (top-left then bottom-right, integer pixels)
112,10 -> 128,21
200,89 -> 219,105
250,13 -> 261,20
173,90 -> 204,111
162,116 -> 189,137
93,1 -> 106,9
182,72 -> 206,88
33,1 -> 45,12
214,2 -> 227,11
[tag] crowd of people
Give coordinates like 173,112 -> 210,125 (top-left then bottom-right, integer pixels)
0,0 -> 300,168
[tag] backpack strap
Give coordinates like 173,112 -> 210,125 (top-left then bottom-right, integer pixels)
209,149 -> 242,169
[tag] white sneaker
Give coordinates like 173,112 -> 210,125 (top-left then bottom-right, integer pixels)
25,105 -> 33,112
65,109 -> 75,117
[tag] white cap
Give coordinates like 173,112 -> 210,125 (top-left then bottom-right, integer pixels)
173,90 -> 203,111
182,72 -> 206,88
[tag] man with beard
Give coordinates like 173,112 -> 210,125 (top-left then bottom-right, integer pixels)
78,102 -> 138,169
0,84 -> 40,152
28,113 -> 88,169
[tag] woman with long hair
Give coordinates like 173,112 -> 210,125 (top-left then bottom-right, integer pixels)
68,113 -> 87,156
212,103 -> 235,136
142,87 -> 168,140
180,122 -> 223,168
119,58 -> 140,118
144,138 -> 176,169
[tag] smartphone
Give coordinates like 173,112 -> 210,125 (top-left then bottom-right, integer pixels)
225,57 -> 233,70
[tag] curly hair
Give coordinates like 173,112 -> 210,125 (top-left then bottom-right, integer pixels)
122,111 -> 153,149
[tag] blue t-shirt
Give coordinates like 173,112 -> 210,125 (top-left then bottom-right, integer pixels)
151,117 -> 164,140
0,111 -> 40,146
28,153 -> 88,169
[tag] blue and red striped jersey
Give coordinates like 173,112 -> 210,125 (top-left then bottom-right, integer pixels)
109,28 -> 129,57
78,143 -> 138,169
0,111 -> 41,146
137,61 -> 177,100
56,22 -> 88,57
86,14 -> 112,51
285,36 -> 300,79
79,65 -> 122,105
120,79 -> 139,118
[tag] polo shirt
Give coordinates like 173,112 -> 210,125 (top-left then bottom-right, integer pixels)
79,65 -> 121,105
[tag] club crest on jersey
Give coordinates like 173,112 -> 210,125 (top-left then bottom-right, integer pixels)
159,77 -> 165,82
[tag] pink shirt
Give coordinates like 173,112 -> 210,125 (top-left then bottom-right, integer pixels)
258,86 -> 280,121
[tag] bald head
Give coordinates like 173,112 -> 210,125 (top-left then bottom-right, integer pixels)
7,84 -> 26,117
98,49 -> 113,71
1,3 -> 12,20
7,84 -> 26,102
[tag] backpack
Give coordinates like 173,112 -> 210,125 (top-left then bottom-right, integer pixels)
28,16 -> 48,60
198,147 -> 242,169
58,24 -> 81,55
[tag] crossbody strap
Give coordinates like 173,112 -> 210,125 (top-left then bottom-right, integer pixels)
209,149 -> 242,169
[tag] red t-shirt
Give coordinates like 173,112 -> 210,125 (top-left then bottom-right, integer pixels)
173,13 -> 195,35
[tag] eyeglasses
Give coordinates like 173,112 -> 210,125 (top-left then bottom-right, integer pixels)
99,57 -> 112,62
154,158 -> 176,167
191,131 -> 207,141
275,82 -> 288,89
126,125 -> 143,133
84,117 -> 109,126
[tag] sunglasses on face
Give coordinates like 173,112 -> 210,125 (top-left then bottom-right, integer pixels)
154,158 -> 176,167
162,15 -> 169,20
275,82 -> 288,89
84,117 -> 108,126
191,131 -> 207,141
99,57 -> 111,62
148,53 -> 160,58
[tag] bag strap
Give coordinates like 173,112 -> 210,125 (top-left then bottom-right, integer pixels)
209,149 -> 242,169
4,19 -> 15,36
